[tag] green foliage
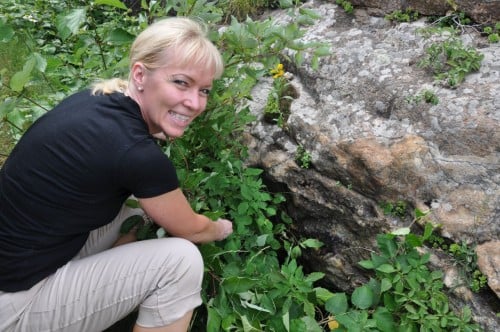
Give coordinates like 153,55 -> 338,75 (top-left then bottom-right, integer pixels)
263,66 -> 299,127
428,11 -> 472,29
482,23 -> 500,43
218,0 -> 277,22
418,38 -> 484,88
0,1 -> 332,330
425,229 -> 488,293
406,89 -> 439,105
385,9 -> 419,23
295,144 -> 312,169
335,0 -> 354,14
379,200 -> 408,218
325,224 -> 482,331
448,242 -> 488,293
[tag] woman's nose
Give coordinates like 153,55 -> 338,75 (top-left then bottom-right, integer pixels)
184,90 -> 202,111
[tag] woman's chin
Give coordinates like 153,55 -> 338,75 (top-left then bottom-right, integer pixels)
163,128 -> 186,139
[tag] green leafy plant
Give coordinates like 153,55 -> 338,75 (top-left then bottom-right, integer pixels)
295,144 -> 312,169
335,0 -> 354,14
385,9 -> 419,23
325,223 -> 482,331
380,200 -> 408,218
482,23 -> 500,43
448,242 -> 488,293
263,64 -> 299,127
428,11 -> 473,31
406,89 -> 439,105
426,229 -> 488,293
418,38 -> 484,87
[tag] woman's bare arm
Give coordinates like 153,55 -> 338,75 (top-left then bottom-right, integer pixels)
138,189 -> 233,244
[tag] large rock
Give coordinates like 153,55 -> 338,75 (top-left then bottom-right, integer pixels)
246,1 -> 500,329
346,0 -> 500,24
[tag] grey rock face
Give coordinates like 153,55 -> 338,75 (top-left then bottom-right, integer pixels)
348,0 -> 500,24
245,1 -> 499,329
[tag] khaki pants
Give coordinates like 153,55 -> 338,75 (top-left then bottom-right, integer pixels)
0,205 -> 204,331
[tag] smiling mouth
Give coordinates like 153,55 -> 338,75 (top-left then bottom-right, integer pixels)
169,110 -> 190,124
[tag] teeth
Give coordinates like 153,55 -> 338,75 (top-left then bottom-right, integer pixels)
170,111 -> 189,122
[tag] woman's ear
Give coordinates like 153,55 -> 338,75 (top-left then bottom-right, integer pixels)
130,62 -> 146,87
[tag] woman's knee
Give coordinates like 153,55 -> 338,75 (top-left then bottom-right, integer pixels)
150,238 -> 204,286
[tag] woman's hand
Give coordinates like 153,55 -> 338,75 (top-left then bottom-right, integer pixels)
215,218 -> 233,241
139,189 -> 234,244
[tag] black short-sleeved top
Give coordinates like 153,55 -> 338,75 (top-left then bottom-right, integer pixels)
0,90 -> 179,292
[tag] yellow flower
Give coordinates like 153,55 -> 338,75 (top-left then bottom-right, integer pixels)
328,317 -> 340,330
270,63 -> 284,78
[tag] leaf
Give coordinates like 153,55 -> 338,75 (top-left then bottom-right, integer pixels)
422,222 -> 434,240
376,264 -> 397,274
391,227 -> 410,236
0,20 -> 14,42
206,307 -> 222,332
358,259 -> 375,269
300,316 -> 323,332
56,8 -> 87,40
325,293 -> 348,314
120,215 -> 143,234
256,234 -> 268,247
304,272 -> 324,283
241,315 -> 261,332
237,201 -> 249,214
10,57 -> 36,92
314,287 -> 335,303
373,307 -> 396,331
377,234 -> 398,258
221,276 -> 258,294
241,300 -> 272,313
405,233 -> 423,248
31,53 -> 47,73
380,278 -> 392,292
94,0 -> 128,10
0,98 -> 17,120
244,167 -> 264,176
106,28 -> 135,44
301,238 -> 323,248
313,46 -> 331,57
282,311 -> 290,332
351,285 -> 374,309
298,7 -> 322,20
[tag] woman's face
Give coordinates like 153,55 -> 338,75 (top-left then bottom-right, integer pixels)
131,55 -> 215,139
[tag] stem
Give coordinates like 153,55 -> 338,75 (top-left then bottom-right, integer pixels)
5,118 -> 23,133
93,29 -> 108,71
21,32 -> 56,93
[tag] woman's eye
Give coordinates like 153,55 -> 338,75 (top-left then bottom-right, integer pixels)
173,79 -> 188,86
200,88 -> 211,96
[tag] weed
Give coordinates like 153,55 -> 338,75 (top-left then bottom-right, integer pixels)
448,242 -> 488,292
418,38 -> 484,88
407,89 -> 439,105
325,223 -> 482,331
385,9 -> 419,23
482,23 -> 500,43
295,144 -> 312,169
263,64 -> 298,127
380,200 -> 408,218
335,0 -> 354,14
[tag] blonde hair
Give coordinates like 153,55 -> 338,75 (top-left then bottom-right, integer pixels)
92,17 -> 224,95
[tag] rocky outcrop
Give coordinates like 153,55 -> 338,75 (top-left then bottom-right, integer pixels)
245,1 -> 499,330
346,0 -> 500,24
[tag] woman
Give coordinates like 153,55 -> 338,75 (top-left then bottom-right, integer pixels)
0,17 -> 233,332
